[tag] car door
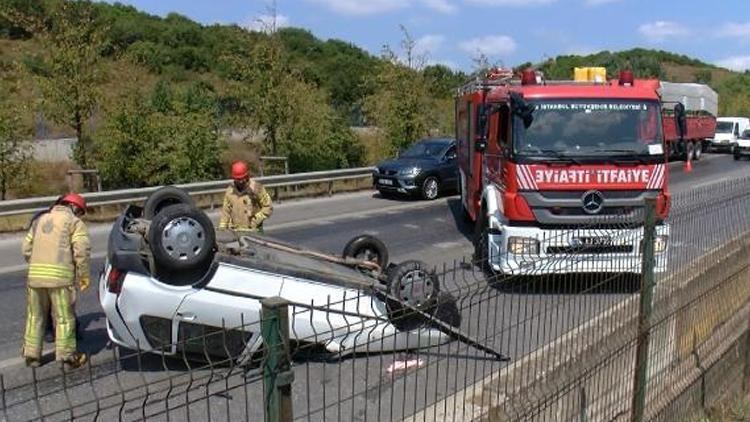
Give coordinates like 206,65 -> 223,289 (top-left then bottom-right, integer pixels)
440,144 -> 459,189
113,272 -> 195,353
172,263 -> 285,358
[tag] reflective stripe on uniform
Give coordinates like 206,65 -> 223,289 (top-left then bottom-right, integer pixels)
28,264 -> 73,279
71,233 -> 88,242
25,233 -> 33,242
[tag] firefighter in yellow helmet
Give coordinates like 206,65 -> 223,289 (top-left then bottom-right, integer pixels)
219,161 -> 273,233
21,193 -> 90,369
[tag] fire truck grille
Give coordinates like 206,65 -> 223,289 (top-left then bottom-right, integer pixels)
521,190 -> 658,226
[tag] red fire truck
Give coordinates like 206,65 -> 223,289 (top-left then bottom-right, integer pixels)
458,68 -> 680,275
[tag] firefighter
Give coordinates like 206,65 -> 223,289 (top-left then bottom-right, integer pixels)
21,193 -> 90,369
218,161 -> 273,233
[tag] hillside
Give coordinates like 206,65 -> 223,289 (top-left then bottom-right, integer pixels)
1,0 -> 749,200
535,48 -> 750,116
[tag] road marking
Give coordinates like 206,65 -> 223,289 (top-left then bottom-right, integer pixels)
403,224 -> 420,229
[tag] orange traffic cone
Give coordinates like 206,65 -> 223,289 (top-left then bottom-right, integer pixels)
683,158 -> 693,173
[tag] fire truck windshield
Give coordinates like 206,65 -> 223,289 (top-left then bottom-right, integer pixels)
513,99 -> 663,160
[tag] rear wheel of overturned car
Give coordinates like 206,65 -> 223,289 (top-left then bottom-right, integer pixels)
148,204 -> 216,273
342,234 -> 389,270
385,260 -> 440,330
421,176 -> 440,200
144,186 -> 196,219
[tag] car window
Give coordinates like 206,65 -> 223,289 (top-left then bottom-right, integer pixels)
741,129 -> 750,139
444,145 -> 457,160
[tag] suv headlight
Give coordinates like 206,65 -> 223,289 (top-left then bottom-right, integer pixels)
398,167 -> 420,176
508,237 -> 540,255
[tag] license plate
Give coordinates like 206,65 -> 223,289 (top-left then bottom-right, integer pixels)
571,236 -> 612,247
378,179 -> 393,186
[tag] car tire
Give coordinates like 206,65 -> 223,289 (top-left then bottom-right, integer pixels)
734,151 -> 741,161
384,260 -> 441,330
421,176 -> 440,200
473,208 -> 496,280
144,186 -> 196,220
342,235 -> 389,270
148,204 -> 216,273
693,141 -> 702,161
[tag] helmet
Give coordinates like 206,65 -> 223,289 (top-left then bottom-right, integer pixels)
231,161 -> 249,180
61,193 -> 86,214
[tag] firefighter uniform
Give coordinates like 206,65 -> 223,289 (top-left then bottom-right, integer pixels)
21,205 -> 90,362
218,180 -> 273,232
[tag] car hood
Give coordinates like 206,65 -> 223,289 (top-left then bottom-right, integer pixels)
376,158 -> 437,172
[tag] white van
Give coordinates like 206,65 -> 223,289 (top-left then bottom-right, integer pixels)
710,117 -> 750,152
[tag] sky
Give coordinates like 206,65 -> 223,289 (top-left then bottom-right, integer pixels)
108,0 -> 750,73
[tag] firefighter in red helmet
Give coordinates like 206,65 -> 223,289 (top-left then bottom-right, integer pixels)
219,161 -> 273,233
21,193 -> 90,368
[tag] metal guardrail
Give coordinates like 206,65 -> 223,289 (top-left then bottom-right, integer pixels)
0,167 -> 376,217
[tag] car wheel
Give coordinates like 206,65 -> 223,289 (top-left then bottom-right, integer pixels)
421,176 -> 440,200
693,141 -> 702,161
148,204 -> 216,273
734,151 -> 741,161
144,186 -> 196,219
385,260 -> 440,330
342,235 -> 389,270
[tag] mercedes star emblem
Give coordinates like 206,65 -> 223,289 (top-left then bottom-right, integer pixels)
581,190 -> 605,215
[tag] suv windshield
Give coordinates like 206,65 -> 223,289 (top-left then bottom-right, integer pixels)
513,99 -> 663,159
716,121 -> 734,134
400,142 -> 447,158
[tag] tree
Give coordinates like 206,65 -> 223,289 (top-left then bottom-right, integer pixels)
364,28 -> 434,152
0,63 -> 32,200
224,11 -> 360,172
4,0 -> 109,169
92,81 -> 224,188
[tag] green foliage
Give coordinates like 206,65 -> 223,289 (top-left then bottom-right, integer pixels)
716,74 -> 750,117
694,69 -> 712,84
92,81 -> 223,188
0,62 -> 32,200
224,33 -> 361,172
5,0 -> 109,168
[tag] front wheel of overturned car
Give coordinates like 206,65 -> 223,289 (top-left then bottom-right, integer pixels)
148,204 -> 216,273
144,186 -> 196,219
342,234 -> 389,270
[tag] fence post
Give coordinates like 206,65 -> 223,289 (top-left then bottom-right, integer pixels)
261,297 -> 293,422
631,197 -> 657,422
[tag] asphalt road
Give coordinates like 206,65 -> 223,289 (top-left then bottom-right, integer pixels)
0,153 -> 747,421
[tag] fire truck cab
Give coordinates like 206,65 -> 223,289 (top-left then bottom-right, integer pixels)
458,68 -> 670,276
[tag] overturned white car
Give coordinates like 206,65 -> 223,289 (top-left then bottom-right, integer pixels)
98,187 -> 497,362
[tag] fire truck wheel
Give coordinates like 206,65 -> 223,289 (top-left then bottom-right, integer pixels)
473,210 -> 494,278
692,141 -> 702,161
421,176 -> 440,200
